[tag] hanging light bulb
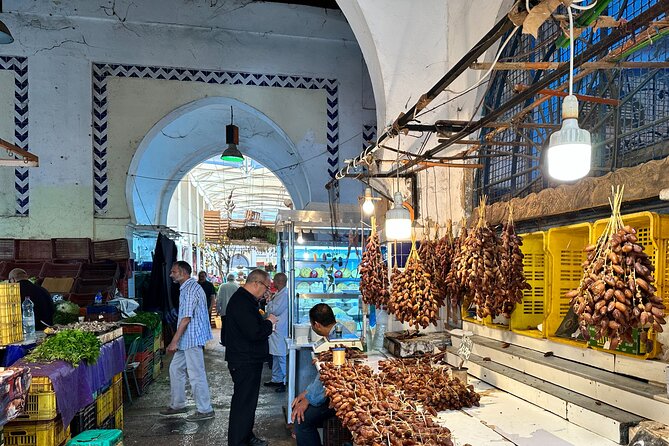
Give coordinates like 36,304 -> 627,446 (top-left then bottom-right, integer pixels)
385,192 -> 411,241
546,96 -> 591,181
361,187 -> 375,215
297,230 -> 304,244
546,4 -> 591,182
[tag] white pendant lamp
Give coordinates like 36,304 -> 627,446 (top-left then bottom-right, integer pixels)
546,95 -> 592,181
546,2 -> 592,182
361,187 -> 375,215
385,192 -> 411,241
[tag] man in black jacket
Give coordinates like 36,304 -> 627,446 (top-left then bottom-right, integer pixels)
8,268 -> 55,331
225,269 -> 278,446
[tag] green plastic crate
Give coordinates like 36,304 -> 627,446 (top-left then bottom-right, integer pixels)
67,429 -> 122,446
587,326 -> 651,355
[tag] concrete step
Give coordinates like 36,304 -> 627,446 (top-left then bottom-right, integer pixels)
449,333 -> 669,426
462,321 -> 668,384
444,347 -> 643,444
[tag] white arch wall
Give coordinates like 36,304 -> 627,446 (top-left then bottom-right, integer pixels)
125,96 -> 312,227
0,0 -> 373,240
337,0 -> 507,226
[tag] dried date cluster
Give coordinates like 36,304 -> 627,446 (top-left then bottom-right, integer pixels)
360,231 -> 390,306
317,346 -> 367,362
320,362 -> 455,446
449,201 -> 531,320
569,222 -> 666,348
497,217 -> 531,318
388,250 -> 441,329
378,357 -> 481,412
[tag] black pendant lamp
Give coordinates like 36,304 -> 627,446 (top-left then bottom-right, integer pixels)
221,106 -> 244,163
0,2 -> 13,45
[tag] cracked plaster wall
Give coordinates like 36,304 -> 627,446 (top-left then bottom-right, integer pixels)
0,0 -> 373,240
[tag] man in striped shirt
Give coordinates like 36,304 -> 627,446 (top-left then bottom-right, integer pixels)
160,260 -> 215,421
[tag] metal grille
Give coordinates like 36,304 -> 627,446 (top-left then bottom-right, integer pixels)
476,0 -> 669,204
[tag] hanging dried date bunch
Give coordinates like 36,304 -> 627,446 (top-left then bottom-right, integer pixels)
496,207 -> 531,318
453,198 -> 505,319
567,186 -> 666,349
359,217 -> 390,306
418,225 -> 444,307
445,221 -> 468,308
434,220 -> 454,307
388,236 -> 441,329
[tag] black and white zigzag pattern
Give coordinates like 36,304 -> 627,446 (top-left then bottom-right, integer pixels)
92,63 -> 339,215
0,57 -> 29,215
363,124 -> 376,150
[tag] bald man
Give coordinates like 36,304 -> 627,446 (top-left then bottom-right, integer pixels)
8,268 -> 55,330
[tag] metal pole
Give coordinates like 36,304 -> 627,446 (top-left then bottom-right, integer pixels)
287,221 -> 295,338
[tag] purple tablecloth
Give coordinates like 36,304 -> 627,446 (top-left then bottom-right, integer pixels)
16,337 -> 126,428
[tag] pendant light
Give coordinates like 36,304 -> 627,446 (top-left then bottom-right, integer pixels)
221,106 -> 244,163
361,187 -> 375,215
385,191 -> 412,240
384,135 -> 412,241
545,2 -> 592,181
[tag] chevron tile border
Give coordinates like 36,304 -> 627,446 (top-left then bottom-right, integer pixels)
92,63 -> 339,215
0,57 -> 29,215
363,124 -> 376,150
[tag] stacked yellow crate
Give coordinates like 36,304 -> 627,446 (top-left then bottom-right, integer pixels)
0,283 -> 23,346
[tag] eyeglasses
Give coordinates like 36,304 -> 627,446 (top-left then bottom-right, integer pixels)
256,281 -> 271,290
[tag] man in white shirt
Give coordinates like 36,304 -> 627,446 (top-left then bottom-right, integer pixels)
264,273 -> 288,392
216,273 -> 239,316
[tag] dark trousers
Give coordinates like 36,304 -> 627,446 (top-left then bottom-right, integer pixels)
228,362 -> 263,446
295,401 -> 336,446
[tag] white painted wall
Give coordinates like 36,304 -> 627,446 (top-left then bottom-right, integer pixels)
338,0 -> 507,227
0,0 -> 374,240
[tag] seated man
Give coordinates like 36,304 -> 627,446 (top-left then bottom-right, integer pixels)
291,303 -> 353,446
8,268 -> 55,331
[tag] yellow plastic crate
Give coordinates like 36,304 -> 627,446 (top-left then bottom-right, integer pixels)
96,388 -> 113,427
592,211 -> 669,359
545,222 -> 592,341
111,373 -> 122,411
4,418 -> 70,446
18,377 -> 57,421
510,231 -> 548,338
113,407 -> 123,430
153,331 -> 161,353
0,283 -> 23,346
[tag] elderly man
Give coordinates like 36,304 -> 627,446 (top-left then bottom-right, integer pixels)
225,269 -> 278,446
264,272 -> 288,392
160,261 -> 215,421
216,273 -> 239,316
8,268 -> 55,331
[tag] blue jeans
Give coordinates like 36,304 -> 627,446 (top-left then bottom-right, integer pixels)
294,401 -> 336,446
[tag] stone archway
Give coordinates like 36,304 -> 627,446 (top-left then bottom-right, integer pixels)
126,97 -> 308,226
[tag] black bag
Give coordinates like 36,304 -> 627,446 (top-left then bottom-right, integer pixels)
220,315 -> 227,346
555,306 -> 579,339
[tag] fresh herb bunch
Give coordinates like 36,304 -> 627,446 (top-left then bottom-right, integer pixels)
26,330 -> 102,366
123,311 -> 162,331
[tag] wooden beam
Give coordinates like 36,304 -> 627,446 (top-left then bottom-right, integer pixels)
471,61 -> 669,70
0,137 -> 39,167
514,84 -> 620,106
400,160 -> 483,173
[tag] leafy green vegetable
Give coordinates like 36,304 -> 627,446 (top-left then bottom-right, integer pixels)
123,311 -> 162,331
26,330 -> 101,366
53,311 -> 80,325
55,300 -> 80,315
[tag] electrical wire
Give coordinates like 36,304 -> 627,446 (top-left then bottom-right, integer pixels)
441,26 -> 520,98
568,5 -> 575,95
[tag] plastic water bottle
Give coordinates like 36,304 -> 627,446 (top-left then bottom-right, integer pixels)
94,291 -> 103,305
22,297 -> 35,340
